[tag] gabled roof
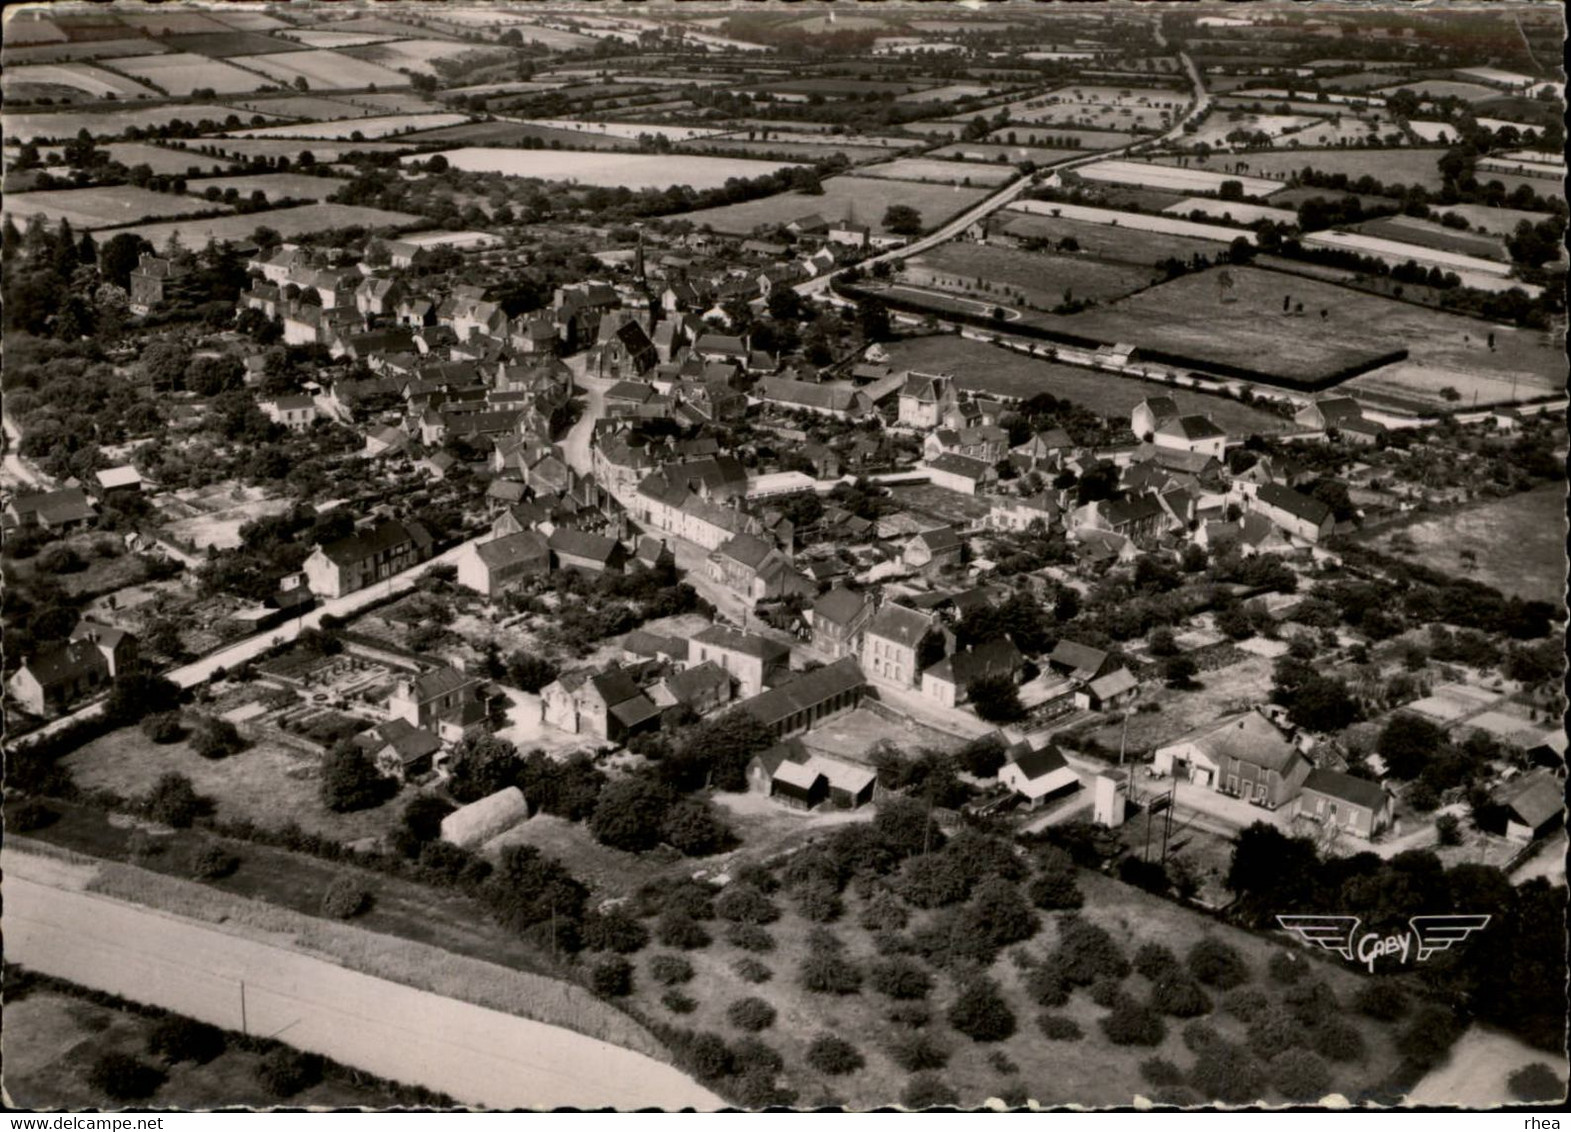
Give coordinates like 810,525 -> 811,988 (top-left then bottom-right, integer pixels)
715,533 -> 778,571
925,453 -> 992,479
739,657 -> 864,727
549,527 -> 621,563
664,660 -> 731,703
1303,767 -> 1389,812
1087,667 -> 1138,702
693,625 -> 791,662
1103,492 -> 1166,528
18,639 -> 107,687
1256,483 -> 1332,526
1006,741 -> 1072,783
475,530 -> 549,571
866,603 -> 934,648
409,665 -> 479,702
1049,639 -> 1109,680
912,526 -> 963,554
318,519 -> 427,567
813,586 -> 870,628
927,637 -> 1023,687
1157,414 -> 1226,441
1167,710 -> 1303,775
1136,395 -> 1179,422
589,666 -> 645,707
1498,771 -> 1563,830
1307,396 -> 1365,427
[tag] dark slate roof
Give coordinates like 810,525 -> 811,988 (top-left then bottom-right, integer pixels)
1008,742 -> 1069,781
549,527 -> 620,562
1159,414 -> 1226,440
475,531 -> 549,570
693,625 -> 790,661
1256,483 -> 1333,526
739,657 -> 864,727
866,603 -> 933,648
1303,767 -> 1389,812
813,586 -> 869,628
319,519 -> 426,567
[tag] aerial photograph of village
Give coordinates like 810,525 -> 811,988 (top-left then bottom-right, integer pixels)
1,0 -> 1565,1115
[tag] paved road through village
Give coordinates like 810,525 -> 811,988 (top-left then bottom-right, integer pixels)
5,857 -> 724,1110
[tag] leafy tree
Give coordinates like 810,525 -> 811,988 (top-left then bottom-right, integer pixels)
1354,980 -> 1407,1021
969,674 -> 1026,723
1507,1063 -> 1566,1104
192,845 -> 239,880
902,1073 -> 959,1109
1163,655 -> 1200,689
319,742 -> 394,812
88,1052 -> 165,1101
590,775 -> 675,852
1053,917 -> 1129,986
505,652 -> 558,692
147,1017 -> 225,1066
482,843 -> 588,937
734,957 -> 771,984
320,876 -> 370,919
949,975 -> 1017,1042
107,673 -> 183,724
869,956 -> 933,1000
726,996 -> 777,1032
897,853 -> 970,909
1314,1020 -> 1367,1063
581,906 -> 650,954
1101,998 -> 1167,1046
1376,713 -> 1443,780
140,711 -> 185,744
1396,1004 -> 1465,1070
446,733 -> 524,804
191,715 -> 244,760
257,1048 -> 322,1098
664,709 -> 776,792
1271,1049 -> 1332,1102
968,877 -> 1039,948
649,953 -> 695,985
716,884 -> 780,925
873,794 -> 945,859
1028,847 -> 1084,910
1150,975 -> 1212,1018
657,910 -> 712,950
661,797 -> 735,857
1189,1043 -> 1265,1104
1027,967 -> 1070,1008
393,794 -> 455,857
956,732 -> 1008,777
799,950 -> 862,995
888,1031 -> 950,1071
805,1034 -> 864,1075
1187,938 -> 1250,989
882,205 -> 924,237
592,956 -> 634,997
143,772 -> 209,828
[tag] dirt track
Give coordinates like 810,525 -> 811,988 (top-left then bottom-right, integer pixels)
5,856 -> 724,1110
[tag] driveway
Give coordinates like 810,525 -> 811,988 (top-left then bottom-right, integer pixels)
5,857 -> 724,1110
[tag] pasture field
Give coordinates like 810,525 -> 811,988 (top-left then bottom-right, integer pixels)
1432,203 -> 1556,238
932,143 -> 1082,165
894,82 -> 1008,103
679,176 -> 990,235
1375,79 -> 1501,102
81,142 -> 241,176
102,53 -> 273,97
758,77 -> 927,97
1300,231 -> 1512,280
1320,71 -> 1404,93
1151,147 -> 1447,191
159,31 -> 298,58
342,92 -> 443,115
277,29 -> 401,49
1,10 -> 67,45
907,242 -> 1160,308
1280,115 -> 1395,148
991,126 -> 1141,149
209,11 -> 291,32
185,172 -> 348,202
1354,215 -> 1508,261
908,120 -> 970,138
105,202 -> 424,250
3,186 -> 232,231
1407,120 -> 1459,144
1163,198 -> 1298,225
118,9 -> 232,36
998,210 -> 1233,264
3,38 -> 174,64
293,15 -> 429,38
342,39 -> 514,76
996,101 -> 1170,132
4,105 -> 266,143
1071,159 -> 1283,197
1009,201 -> 1246,247
405,147 -> 802,191
1053,265 -> 1565,387
397,120 -> 544,145
718,130 -> 913,149
3,62 -> 157,99
233,95 -> 379,120
1359,484 -> 1566,607
231,49 -> 412,91
1347,356 -> 1562,413
858,158 -> 1017,187
230,113 -> 470,140
881,335 -> 1290,435
1180,112 -> 1317,149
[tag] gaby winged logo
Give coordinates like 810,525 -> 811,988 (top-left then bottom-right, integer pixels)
1276,914 -> 1492,974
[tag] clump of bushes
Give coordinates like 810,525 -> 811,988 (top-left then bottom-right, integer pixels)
648,953 -> 695,986
88,1052 -> 165,1101
1222,986 -> 1269,1021
1027,966 -> 1070,1008
869,956 -> 933,1000
1134,942 -> 1181,982
1141,1057 -> 1185,1087
1268,950 -> 1308,984
805,1034 -> 864,1076
257,1047 -> 322,1098
661,990 -> 697,1014
656,910 -> 712,950
320,876 -> 370,919
1271,1049 -> 1333,1102
888,1031 -> 950,1072
1101,998 -> 1167,1047
192,845 -> 240,880
798,950 -> 861,995
727,923 -> 775,953
11,799 -> 58,832
1187,937 -> 1249,989
1189,1043 -> 1265,1105
1053,917 -> 1129,986
733,958 -> 771,984
1037,1013 -> 1083,1041
726,997 -> 777,1032
948,975 -> 1017,1042
147,1017 -> 226,1066
140,711 -> 185,744
1508,1063 -> 1567,1104
1354,980 -> 1407,1022
1314,1019 -> 1367,1064
1150,975 -> 1212,1018
715,884 -> 780,925
902,1073 -> 960,1110
591,956 -> 633,998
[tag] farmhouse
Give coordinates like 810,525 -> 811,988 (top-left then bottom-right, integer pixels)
1296,768 -> 1395,840
861,603 -> 938,688
733,656 -> 866,740
1250,483 -> 1334,544
749,740 -> 877,810
454,531 -> 551,598
998,740 -> 1080,809
388,665 -> 494,740
690,624 -> 790,698
303,519 -> 433,599
4,487 -> 97,532
920,637 -> 1024,709
1153,709 -> 1311,809
541,665 -> 661,742
708,533 -> 810,603
355,718 -> 442,782
7,623 -> 137,718
261,393 -> 319,432
1153,415 -> 1227,459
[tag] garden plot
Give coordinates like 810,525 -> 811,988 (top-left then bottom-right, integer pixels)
3,63 -> 158,99
160,32 -> 300,58
1407,682 -> 1498,723
894,82 -> 1006,104
406,147 -> 802,191
858,157 -> 1017,187
1068,160 -> 1282,198
1408,120 -> 1460,144
1465,710 -> 1544,747
342,39 -> 514,77
522,118 -> 730,142
108,202 -> 423,250
229,113 -> 470,140
905,242 -> 1159,309
185,172 -> 348,203
1163,198 -> 1297,225
230,49 -> 412,91
3,186 -> 232,231
103,53 -> 274,96
679,176 -> 989,235
341,92 -> 443,115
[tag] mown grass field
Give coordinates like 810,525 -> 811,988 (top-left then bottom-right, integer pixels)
907,242 -> 1160,309
881,336 -> 1291,435
1357,484 -> 1567,609
1150,148 -> 1448,192
680,176 -> 991,236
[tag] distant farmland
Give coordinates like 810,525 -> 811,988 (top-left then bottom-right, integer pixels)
679,176 -> 990,235
404,147 -> 802,191
102,202 -> 423,249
